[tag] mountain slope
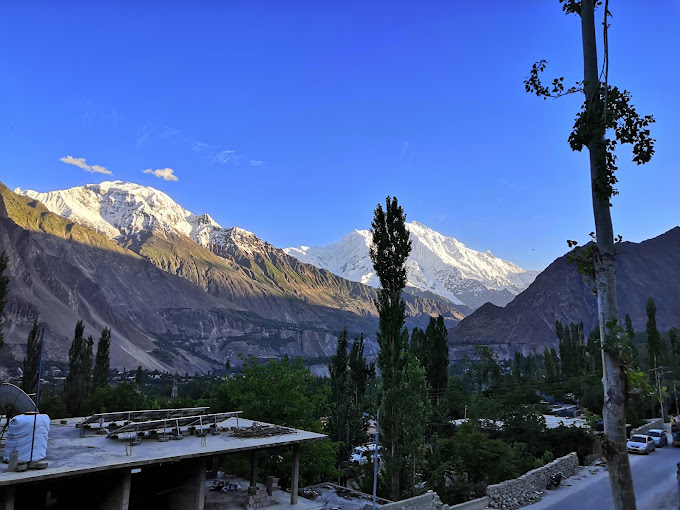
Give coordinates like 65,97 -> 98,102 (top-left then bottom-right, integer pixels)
1,182 -> 465,375
285,221 -> 539,309
16,181 -> 465,323
448,227 -> 680,358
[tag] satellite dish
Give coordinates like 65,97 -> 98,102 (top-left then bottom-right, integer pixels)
0,383 -> 37,414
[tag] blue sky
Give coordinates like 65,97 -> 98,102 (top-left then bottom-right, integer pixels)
0,1 -> 677,270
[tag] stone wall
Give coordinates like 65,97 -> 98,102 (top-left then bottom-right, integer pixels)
630,418 -> 663,436
485,452 -> 579,510
374,490 -> 440,510
448,496 -> 490,510
372,491 -> 488,510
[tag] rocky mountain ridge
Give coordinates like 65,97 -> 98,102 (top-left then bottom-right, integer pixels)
448,227 -> 680,359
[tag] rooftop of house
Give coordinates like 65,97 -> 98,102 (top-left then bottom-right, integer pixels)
0,415 -> 326,487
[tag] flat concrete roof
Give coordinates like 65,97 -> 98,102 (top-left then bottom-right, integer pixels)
0,416 -> 326,487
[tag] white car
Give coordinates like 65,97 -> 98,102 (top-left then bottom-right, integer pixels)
647,428 -> 668,447
350,444 -> 381,465
627,434 -> 656,454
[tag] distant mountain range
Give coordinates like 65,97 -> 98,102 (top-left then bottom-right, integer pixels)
2,180 -> 676,374
0,181 -> 463,375
448,227 -> 680,359
285,222 -> 539,310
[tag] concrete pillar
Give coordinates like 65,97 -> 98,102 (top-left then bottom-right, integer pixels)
100,469 -> 131,510
208,455 -> 220,478
168,459 -> 206,510
250,450 -> 259,487
0,487 -> 15,510
290,444 -> 300,505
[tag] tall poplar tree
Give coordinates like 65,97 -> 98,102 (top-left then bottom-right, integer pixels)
22,318 -> 41,395
669,328 -> 679,370
348,332 -> 374,408
624,314 -> 639,367
525,2 -> 655,506
92,327 -> 111,389
64,321 -> 93,415
0,252 -> 9,348
370,196 -> 418,500
645,298 -> 663,369
427,316 -> 449,405
328,327 -> 353,466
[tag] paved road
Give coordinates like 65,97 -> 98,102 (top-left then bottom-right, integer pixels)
525,436 -> 680,510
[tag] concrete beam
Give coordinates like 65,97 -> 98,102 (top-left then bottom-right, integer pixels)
291,444 -> 300,505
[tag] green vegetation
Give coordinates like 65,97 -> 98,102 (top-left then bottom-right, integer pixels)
370,196 -> 430,500
92,327 -> 111,389
63,321 -> 93,415
19,298 -> 677,506
21,318 -> 41,394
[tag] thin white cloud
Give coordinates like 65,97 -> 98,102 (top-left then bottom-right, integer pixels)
213,150 -> 242,166
248,160 -> 263,167
192,141 -> 212,152
137,125 -> 151,146
160,126 -> 181,138
60,155 -> 112,175
143,168 -> 178,182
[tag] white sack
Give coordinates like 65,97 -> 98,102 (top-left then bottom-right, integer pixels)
3,413 -> 50,462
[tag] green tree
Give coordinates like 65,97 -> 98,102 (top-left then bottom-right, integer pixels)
398,352 -> 430,497
0,252 -> 9,348
348,332 -> 374,408
471,345 -> 500,392
85,383 -> 148,414
92,327 -> 111,390
328,327 -> 354,466
645,298 -> 663,370
226,356 -> 340,486
669,328 -> 679,369
526,2 -> 655,506
544,347 -> 556,380
135,365 -> 143,385
409,327 -> 427,365
22,318 -> 42,395
369,196 -> 416,500
513,352 -> 523,383
624,314 -> 639,367
64,321 -> 94,416
427,316 -> 449,405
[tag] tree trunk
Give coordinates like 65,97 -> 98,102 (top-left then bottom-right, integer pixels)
580,1 -> 636,509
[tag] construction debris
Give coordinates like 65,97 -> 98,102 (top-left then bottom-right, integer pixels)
230,424 -> 293,438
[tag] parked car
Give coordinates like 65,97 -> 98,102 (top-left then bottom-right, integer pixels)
647,428 -> 668,447
350,444 -> 381,465
672,422 -> 680,447
627,434 -> 656,454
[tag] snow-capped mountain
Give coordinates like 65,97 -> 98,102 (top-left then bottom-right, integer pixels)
15,180 -> 263,254
285,222 -> 540,309
15,181 -> 537,310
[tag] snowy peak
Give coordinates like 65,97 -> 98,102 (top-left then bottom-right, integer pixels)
284,221 -> 539,309
15,181 -> 260,255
